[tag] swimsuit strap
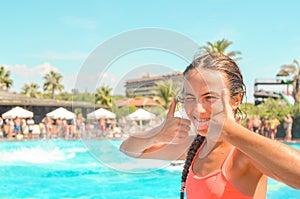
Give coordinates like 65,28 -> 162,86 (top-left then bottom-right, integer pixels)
221,147 -> 236,178
210,147 -> 236,198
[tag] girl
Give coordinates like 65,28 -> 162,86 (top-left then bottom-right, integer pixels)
120,53 -> 300,198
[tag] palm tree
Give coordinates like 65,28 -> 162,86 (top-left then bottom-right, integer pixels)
21,82 -> 40,98
43,70 -> 64,99
294,60 -> 300,104
277,60 -> 300,104
95,85 -> 112,107
199,39 -> 242,61
0,66 -> 13,90
152,80 -> 180,110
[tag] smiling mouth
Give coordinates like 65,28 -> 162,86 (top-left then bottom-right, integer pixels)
193,118 -> 210,131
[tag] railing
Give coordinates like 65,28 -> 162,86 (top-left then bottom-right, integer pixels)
254,78 -> 293,85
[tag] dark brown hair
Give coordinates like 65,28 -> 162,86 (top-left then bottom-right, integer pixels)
180,52 -> 246,199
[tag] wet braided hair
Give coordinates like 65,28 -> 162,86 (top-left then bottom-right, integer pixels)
180,52 -> 246,198
180,134 -> 205,199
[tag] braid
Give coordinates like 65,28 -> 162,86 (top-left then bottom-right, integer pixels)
180,134 -> 205,199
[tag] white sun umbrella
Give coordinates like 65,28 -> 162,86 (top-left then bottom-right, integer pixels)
127,108 -> 156,130
128,108 -> 156,121
87,108 -> 116,119
2,106 -> 34,119
46,107 -> 76,120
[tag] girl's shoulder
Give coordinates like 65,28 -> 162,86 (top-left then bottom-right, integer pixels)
231,149 -> 259,176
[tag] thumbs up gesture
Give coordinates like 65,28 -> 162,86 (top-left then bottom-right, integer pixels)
157,98 -> 191,144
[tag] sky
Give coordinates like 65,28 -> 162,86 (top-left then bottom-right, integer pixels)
1,0 -> 300,103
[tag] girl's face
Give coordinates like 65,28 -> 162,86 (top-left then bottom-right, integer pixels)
183,68 -> 229,137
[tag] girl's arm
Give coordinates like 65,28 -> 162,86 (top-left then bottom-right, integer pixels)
223,121 -> 300,189
120,98 -> 193,160
216,89 -> 300,189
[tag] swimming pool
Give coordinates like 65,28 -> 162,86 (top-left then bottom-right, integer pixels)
0,140 -> 299,198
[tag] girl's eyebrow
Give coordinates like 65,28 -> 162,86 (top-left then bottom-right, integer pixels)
183,92 -> 195,96
184,91 -> 220,97
201,91 -> 219,97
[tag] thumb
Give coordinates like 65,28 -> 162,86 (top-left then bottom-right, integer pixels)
166,98 -> 176,118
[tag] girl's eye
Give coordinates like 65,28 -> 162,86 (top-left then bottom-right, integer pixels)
206,95 -> 216,99
184,97 -> 196,102
204,95 -> 218,103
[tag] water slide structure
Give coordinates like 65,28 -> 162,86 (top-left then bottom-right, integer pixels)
279,93 -> 295,106
254,79 -> 294,106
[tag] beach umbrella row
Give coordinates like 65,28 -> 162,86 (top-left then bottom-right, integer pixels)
1,107 -> 157,122
1,107 -> 76,120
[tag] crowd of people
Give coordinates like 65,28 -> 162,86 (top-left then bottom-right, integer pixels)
0,111 -> 295,142
85,118 -> 124,139
0,116 -> 36,140
244,114 -> 294,141
0,115 -> 125,140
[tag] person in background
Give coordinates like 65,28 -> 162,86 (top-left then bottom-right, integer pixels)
252,115 -> 261,134
14,117 -> 23,140
120,52 -> 300,199
56,118 -> 63,138
42,116 -> 53,139
246,118 -> 253,132
8,119 -> 15,139
269,115 -> 280,140
27,117 -> 35,139
284,114 -> 293,142
261,116 -> 270,138
0,117 -> 4,138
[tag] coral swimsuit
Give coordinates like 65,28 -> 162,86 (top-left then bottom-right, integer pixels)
186,147 -> 256,199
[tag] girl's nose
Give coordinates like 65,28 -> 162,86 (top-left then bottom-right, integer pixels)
195,102 -> 206,113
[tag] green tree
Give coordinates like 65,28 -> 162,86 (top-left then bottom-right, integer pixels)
241,98 -> 292,121
240,98 -> 298,138
21,82 -> 40,98
199,39 -> 242,60
43,70 -> 64,99
276,60 -> 300,104
0,66 -> 13,90
112,105 -> 137,118
56,91 -> 72,101
72,90 -> 94,103
95,85 -> 112,107
152,80 -> 180,110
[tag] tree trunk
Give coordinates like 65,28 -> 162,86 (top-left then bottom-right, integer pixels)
51,89 -> 55,99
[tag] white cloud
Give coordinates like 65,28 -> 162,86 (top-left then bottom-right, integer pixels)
5,63 -> 58,78
3,64 -> 118,93
4,63 -> 60,92
30,51 -> 88,61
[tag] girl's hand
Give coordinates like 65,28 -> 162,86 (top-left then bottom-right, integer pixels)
199,89 -> 234,158
156,98 -> 191,144
209,89 -> 235,137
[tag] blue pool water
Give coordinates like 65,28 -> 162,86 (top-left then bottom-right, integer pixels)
0,140 -> 299,199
